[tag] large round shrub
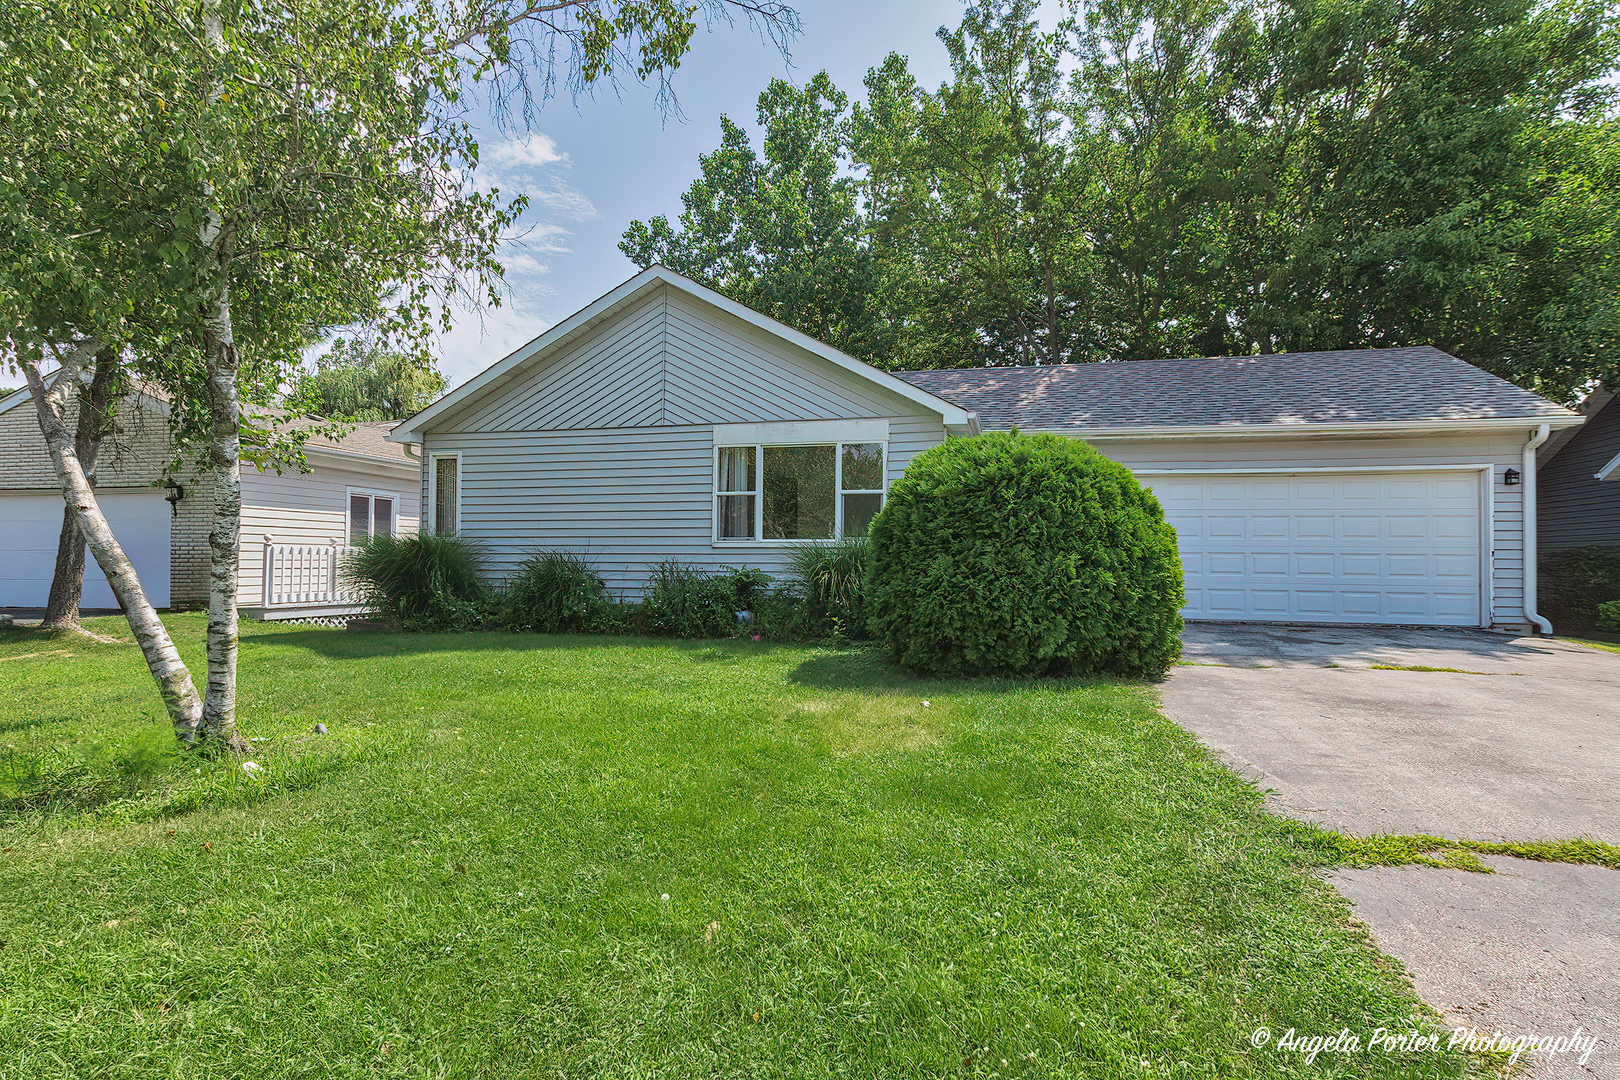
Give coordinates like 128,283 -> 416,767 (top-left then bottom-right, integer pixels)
865,431 -> 1183,677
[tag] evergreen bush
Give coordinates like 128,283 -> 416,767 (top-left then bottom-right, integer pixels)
865,431 -> 1183,677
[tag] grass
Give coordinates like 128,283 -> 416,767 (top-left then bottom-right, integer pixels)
1563,636 -> 1620,654
0,615 -> 1487,1079
1287,826 -> 1620,874
1366,664 -> 1498,675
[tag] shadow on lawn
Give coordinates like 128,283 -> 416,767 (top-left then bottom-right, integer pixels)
243,624 -> 1145,697
243,623 -> 796,662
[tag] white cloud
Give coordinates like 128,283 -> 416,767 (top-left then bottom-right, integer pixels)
435,305 -> 553,388
484,132 -> 569,170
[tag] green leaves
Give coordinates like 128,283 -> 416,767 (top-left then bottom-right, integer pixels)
622,0 -> 1620,397
866,431 -> 1184,679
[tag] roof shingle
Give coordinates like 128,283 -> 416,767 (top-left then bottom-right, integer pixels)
894,347 -> 1575,431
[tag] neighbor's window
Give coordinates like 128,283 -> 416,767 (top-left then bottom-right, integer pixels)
348,492 -> 396,545
715,441 -> 884,543
433,455 -> 459,535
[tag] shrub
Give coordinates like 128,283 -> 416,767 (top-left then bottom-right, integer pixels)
866,430 -> 1184,677
1539,545 -> 1620,634
341,531 -> 489,632
498,551 -> 610,633
789,538 -> 869,641
1597,600 -> 1620,633
642,562 -> 772,639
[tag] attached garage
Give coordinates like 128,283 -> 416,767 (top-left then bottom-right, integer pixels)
0,492 -> 171,609
1143,468 -> 1485,626
898,346 -> 1586,633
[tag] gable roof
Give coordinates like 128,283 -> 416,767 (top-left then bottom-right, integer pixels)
389,266 -> 975,442
895,347 -> 1581,436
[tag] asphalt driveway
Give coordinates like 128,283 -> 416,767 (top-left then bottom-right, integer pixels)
1161,625 -> 1620,1078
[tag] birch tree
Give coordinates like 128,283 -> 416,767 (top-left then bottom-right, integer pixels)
3,0 -> 799,749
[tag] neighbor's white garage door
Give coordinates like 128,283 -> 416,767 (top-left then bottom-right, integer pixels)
0,493 -> 171,609
1144,470 -> 1483,626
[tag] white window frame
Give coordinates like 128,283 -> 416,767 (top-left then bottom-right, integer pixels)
428,451 -> 462,535
711,427 -> 889,547
345,487 -> 400,545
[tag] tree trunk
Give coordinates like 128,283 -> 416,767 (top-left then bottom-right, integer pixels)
21,344 -> 205,746
195,0 -> 251,756
41,347 -> 121,630
199,266 -> 250,754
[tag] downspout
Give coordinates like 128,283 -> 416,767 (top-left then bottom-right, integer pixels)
1521,423 -> 1553,636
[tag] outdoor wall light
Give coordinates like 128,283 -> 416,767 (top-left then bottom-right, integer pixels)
1503,468 -> 1521,486
164,478 -> 185,516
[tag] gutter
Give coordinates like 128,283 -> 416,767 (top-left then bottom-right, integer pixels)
1521,423 -> 1554,636
1025,416 -> 1585,440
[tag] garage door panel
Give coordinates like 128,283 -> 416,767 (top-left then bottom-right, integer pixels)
0,493 -> 169,609
1147,470 -> 1482,627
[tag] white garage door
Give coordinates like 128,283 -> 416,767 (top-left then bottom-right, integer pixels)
0,493 -> 171,609
1145,470 -> 1483,626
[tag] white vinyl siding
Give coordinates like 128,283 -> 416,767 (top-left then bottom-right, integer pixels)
238,459 -> 420,606
420,416 -> 942,597
432,283 -> 919,435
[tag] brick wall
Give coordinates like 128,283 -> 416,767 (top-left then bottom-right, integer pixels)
0,392 -> 176,491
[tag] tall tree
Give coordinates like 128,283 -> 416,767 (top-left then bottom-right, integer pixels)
294,339 -> 448,421
625,0 -> 1620,395
621,73 -> 896,360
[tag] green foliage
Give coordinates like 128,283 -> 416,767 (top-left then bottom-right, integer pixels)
1598,600 -> 1620,632
291,339 -> 446,421
787,538 -> 869,641
625,0 -> 1620,398
496,551 -> 611,633
641,561 -> 769,639
867,431 -> 1184,677
620,72 -> 896,361
1539,545 -> 1620,633
341,531 -> 490,632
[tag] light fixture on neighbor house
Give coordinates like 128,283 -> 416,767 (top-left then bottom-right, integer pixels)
164,478 -> 185,516
1503,467 -> 1521,486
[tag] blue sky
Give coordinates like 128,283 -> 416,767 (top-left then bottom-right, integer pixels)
439,0 -> 973,388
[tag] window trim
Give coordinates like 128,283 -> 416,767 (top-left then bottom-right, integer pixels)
428,451 -> 462,535
345,487 -> 401,545
711,439 -> 888,547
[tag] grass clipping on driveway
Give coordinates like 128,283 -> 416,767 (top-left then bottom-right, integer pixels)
2,616 -> 1483,1078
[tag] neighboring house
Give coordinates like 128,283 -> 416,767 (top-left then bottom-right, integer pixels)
0,383 -> 420,617
1538,384 -> 1620,552
389,266 -> 1583,633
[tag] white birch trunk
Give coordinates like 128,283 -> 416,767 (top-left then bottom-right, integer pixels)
196,1 -> 250,754
21,345 -> 206,745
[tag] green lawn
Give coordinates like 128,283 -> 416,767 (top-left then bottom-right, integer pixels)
0,616 -> 1479,1078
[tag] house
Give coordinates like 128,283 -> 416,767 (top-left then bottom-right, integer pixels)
388,266 -> 1584,633
0,383 -> 420,618
1538,384 -> 1620,553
